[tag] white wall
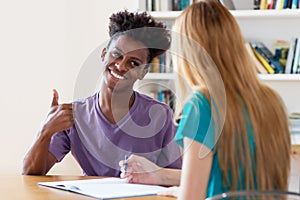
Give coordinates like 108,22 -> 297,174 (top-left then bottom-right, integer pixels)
0,0 -> 137,175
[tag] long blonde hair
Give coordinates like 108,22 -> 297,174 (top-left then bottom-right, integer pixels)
172,0 -> 290,191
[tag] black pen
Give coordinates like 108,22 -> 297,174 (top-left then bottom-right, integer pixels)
123,155 -> 128,174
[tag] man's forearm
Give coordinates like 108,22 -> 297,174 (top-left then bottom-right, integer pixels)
22,130 -> 54,175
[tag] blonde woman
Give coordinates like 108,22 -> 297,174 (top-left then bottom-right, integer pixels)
120,0 -> 291,199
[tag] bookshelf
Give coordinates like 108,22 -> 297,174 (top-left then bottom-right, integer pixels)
150,9 -> 300,49
134,73 -> 175,101
135,8 -> 300,116
234,9 -> 300,115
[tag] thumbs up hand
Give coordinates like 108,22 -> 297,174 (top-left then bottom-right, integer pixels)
41,89 -> 74,136
51,89 -> 59,107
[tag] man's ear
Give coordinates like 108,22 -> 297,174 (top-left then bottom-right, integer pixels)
138,66 -> 149,80
101,48 -> 107,62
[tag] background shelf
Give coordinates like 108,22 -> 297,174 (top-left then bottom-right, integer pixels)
144,73 -> 176,80
258,74 -> 300,81
149,9 -> 300,20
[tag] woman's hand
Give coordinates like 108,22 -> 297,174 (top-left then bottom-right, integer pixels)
119,154 -> 162,185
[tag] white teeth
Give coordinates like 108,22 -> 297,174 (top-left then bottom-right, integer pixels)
111,70 -> 125,80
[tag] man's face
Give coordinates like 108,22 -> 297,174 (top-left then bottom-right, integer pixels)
101,35 -> 149,92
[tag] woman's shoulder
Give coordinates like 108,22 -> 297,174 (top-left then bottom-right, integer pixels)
188,90 -> 210,106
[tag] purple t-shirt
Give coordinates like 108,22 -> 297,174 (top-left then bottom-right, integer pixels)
49,91 -> 182,176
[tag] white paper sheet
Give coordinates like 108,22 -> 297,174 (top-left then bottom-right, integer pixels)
38,177 -> 166,199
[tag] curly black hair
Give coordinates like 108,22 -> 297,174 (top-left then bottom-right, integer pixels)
108,10 -> 171,62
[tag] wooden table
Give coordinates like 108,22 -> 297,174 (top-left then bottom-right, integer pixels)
0,175 -> 175,200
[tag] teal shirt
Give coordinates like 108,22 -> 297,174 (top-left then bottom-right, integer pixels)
174,92 -> 256,198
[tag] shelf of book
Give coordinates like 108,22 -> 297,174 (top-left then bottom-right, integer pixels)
135,73 -> 175,97
145,73 -> 300,81
144,73 -> 300,81
258,74 -> 300,81
148,11 -> 181,20
151,9 -> 300,51
143,72 -> 176,80
145,7 -> 300,113
140,75 -> 300,87
232,9 -> 300,19
149,9 -> 300,20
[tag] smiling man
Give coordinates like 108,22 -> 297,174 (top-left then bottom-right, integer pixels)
22,10 -> 182,177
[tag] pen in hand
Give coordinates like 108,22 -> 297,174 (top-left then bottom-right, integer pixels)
123,155 -> 128,175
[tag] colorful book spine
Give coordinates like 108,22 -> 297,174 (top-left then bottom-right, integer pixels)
154,90 -> 175,110
254,0 -> 261,9
150,57 -> 160,73
292,37 -> 300,74
245,42 -> 268,74
250,42 -> 284,73
179,0 -> 190,10
260,0 -> 269,9
292,0 -> 298,8
275,0 -> 285,9
252,48 -> 275,74
285,37 -> 297,74
268,0 -> 276,9
283,0 -> 288,8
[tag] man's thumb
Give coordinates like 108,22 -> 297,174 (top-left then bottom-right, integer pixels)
51,89 -> 59,107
